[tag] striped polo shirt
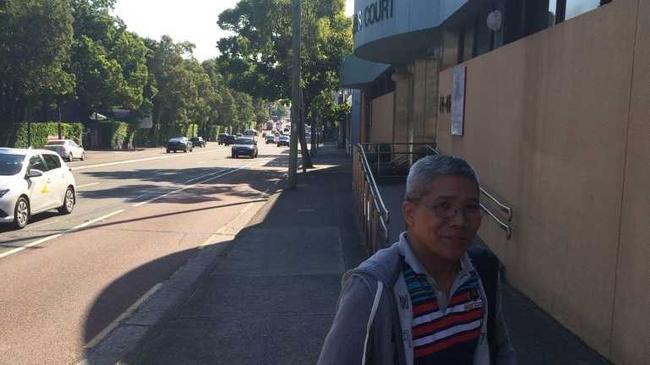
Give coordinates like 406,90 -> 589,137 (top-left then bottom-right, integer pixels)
403,259 -> 485,364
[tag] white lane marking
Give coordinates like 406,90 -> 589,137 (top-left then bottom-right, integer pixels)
72,209 -> 125,230
71,149 -> 216,171
84,283 -> 163,349
184,169 -> 223,184
132,165 -> 252,208
77,182 -> 100,189
1,160 -> 258,260
0,209 -> 124,260
0,234 -> 64,259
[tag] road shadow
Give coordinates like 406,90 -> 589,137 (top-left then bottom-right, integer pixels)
78,168 -> 287,205
80,146 -> 359,365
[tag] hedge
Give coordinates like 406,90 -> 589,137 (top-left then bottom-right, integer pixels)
14,122 -> 84,148
98,121 -> 130,150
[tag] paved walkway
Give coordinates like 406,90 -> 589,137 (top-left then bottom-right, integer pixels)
119,144 -> 608,364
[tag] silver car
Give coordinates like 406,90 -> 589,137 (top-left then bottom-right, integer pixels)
43,139 -> 86,161
0,148 -> 77,229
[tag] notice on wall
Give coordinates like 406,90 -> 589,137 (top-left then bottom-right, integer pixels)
451,65 -> 466,136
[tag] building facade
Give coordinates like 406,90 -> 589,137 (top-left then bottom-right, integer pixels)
342,1 -> 649,364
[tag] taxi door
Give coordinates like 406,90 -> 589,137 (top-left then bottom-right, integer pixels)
26,154 -> 53,212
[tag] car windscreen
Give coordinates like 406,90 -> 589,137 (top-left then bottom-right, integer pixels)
234,138 -> 254,145
46,141 -> 66,145
0,154 -> 25,176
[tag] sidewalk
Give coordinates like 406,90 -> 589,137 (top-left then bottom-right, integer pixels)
119,144 -> 608,364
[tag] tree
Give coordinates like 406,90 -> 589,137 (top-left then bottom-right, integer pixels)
253,98 -> 270,129
217,0 -> 352,165
0,0 -> 75,144
70,1 -> 148,118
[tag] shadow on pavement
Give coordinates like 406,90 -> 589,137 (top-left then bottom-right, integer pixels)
80,145 -> 364,365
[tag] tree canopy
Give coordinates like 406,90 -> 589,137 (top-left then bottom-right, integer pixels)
0,0 -> 350,147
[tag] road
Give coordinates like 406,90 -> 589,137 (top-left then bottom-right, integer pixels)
0,141 -> 288,365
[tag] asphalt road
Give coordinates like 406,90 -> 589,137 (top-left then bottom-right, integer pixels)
0,141 -> 289,365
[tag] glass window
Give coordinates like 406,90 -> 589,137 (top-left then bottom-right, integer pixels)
29,155 -> 47,171
565,0 -> 600,20
42,154 -> 62,171
0,154 -> 25,176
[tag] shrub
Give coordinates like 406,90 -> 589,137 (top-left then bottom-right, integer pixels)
14,122 -> 84,148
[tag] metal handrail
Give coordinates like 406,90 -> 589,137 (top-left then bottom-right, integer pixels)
480,204 -> 513,240
357,146 -> 389,217
480,187 -> 513,222
353,144 -> 390,251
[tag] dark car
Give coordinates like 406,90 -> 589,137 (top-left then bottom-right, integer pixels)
231,137 -> 258,159
265,135 -> 275,144
276,135 -> 290,147
222,135 -> 236,146
190,136 -> 206,148
166,137 -> 193,153
218,133 -> 230,145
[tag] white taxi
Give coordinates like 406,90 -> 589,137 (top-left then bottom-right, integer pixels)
0,148 -> 77,229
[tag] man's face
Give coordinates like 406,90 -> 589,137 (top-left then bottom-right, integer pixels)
402,175 -> 482,263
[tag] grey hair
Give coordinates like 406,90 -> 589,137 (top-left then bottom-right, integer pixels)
405,154 -> 480,202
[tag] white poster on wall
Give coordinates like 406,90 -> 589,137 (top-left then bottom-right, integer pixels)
451,65 -> 466,136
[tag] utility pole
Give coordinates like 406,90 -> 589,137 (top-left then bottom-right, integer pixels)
288,0 -> 301,189
57,102 -> 62,140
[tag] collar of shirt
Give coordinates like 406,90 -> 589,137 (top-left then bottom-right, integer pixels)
397,232 -> 476,285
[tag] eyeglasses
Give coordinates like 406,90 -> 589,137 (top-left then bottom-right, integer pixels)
422,201 -> 483,221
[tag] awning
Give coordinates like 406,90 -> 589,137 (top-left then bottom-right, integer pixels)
340,55 -> 391,89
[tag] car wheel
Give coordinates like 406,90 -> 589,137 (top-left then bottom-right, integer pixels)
166,149 -> 170,153
277,144 -> 280,147
13,196 -> 30,229
67,153 -> 73,162
58,187 -> 75,215
80,152 -> 86,161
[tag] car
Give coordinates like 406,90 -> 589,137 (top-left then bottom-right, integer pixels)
217,133 -> 230,145
277,135 -> 290,147
190,136 -> 206,148
242,129 -> 258,137
43,139 -> 85,162
0,148 -> 76,229
231,137 -> 258,159
166,137 -> 193,153
265,135 -> 276,144
222,135 -> 236,146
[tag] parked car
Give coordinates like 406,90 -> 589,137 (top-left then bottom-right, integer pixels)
166,137 -> 193,153
43,139 -> 85,162
277,135 -> 290,147
190,136 -> 206,148
0,148 -> 76,229
265,135 -> 276,144
222,135 -> 236,146
231,137 -> 258,159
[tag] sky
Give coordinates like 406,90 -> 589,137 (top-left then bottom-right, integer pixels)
113,0 -> 355,61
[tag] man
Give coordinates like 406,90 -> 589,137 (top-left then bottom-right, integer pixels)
318,154 -> 516,364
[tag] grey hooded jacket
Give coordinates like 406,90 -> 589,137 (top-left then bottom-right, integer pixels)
317,233 -> 516,365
